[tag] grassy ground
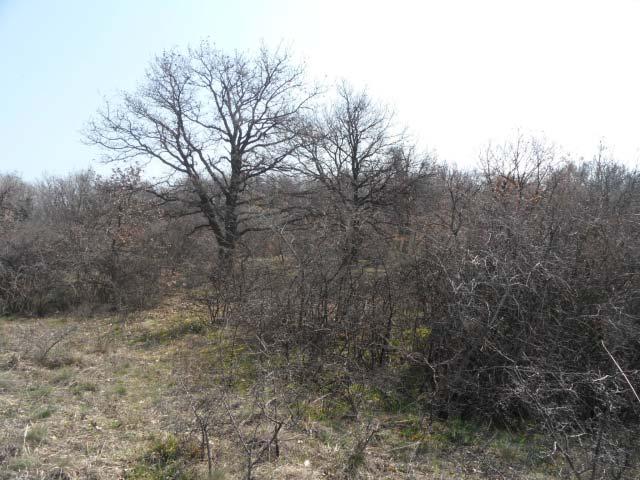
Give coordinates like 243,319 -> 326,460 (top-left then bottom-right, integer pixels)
0,299 -> 561,479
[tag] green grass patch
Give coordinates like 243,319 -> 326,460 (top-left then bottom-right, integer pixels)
125,434 -> 200,480
397,416 -> 426,442
303,399 -> 351,422
0,374 -> 15,393
50,366 -> 75,385
134,317 -> 207,347
114,361 -> 131,375
492,431 -> 549,467
41,353 -> 80,370
26,384 -> 53,400
31,404 -> 56,420
71,381 -> 98,396
109,419 -> 124,429
6,455 -> 38,472
112,383 -> 127,396
0,353 -> 18,370
198,335 -> 257,391
438,417 -> 480,446
25,425 -> 47,446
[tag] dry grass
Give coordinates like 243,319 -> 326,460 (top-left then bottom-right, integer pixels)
0,299 -> 561,479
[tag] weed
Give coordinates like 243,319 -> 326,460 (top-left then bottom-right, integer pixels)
44,467 -> 72,479
114,361 -> 131,374
435,418 -> 479,446
344,449 -> 366,476
303,397 -> 351,421
26,384 -> 53,400
93,330 -> 118,354
42,353 -> 79,369
0,353 -> 19,370
31,405 -> 56,420
397,416 -> 425,442
125,434 -> 199,480
109,419 -> 123,429
31,325 -> 77,367
25,425 -> 48,445
134,318 -> 206,347
113,384 -> 127,396
50,367 -> 75,385
314,425 -> 335,445
6,455 -> 38,472
494,438 -> 522,463
0,374 -> 15,393
340,421 -> 379,478
0,444 -> 20,464
208,470 -> 227,480
71,381 -> 98,396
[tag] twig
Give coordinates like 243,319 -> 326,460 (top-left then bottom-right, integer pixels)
23,424 -> 30,455
602,340 -> 640,405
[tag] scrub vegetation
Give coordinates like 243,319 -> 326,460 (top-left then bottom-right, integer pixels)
1,43 -> 639,479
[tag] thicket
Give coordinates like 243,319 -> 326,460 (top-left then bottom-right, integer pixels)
2,42 -> 639,478
0,168 -> 210,314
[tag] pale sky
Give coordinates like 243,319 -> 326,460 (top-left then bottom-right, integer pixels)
2,0 -> 640,178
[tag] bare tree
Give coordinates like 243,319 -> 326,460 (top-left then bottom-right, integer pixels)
296,83 -> 417,261
87,42 -> 317,273
0,174 -> 32,227
481,133 -> 555,206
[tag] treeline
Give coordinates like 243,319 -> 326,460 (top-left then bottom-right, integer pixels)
2,42 -> 640,477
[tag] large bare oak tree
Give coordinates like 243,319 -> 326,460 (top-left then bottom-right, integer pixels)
87,42 -> 316,271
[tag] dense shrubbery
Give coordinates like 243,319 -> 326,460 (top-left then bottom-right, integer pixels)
0,169 -> 211,315
192,146 -> 640,478
3,144 -> 639,477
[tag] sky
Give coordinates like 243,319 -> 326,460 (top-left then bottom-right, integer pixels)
1,0 -> 640,179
